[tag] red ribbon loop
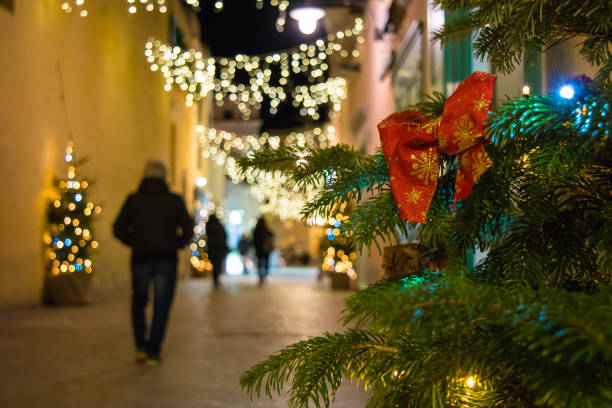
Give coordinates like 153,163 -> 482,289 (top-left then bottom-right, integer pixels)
378,71 -> 496,223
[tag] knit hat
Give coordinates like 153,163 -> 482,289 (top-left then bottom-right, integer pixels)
144,158 -> 167,179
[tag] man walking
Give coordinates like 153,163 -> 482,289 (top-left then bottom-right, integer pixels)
113,159 -> 193,366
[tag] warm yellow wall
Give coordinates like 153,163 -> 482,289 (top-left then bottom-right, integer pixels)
0,0 -> 207,306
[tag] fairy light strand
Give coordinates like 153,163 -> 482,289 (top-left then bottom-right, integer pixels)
145,17 -> 361,117
196,124 -> 335,219
61,0 -> 200,15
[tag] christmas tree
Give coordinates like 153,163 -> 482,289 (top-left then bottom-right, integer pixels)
189,190 -> 214,275
237,1 -> 612,407
190,220 -> 213,275
319,203 -> 357,280
44,143 -> 100,278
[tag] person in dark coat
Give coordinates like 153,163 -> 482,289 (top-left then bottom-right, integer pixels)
253,216 -> 274,286
204,214 -> 228,288
113,159 -> 194,366
238,233 -> 253,275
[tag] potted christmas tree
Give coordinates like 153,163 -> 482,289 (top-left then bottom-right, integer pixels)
43,142 -> 101,305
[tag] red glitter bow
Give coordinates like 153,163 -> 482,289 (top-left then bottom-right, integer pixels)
377,71 -> 496,223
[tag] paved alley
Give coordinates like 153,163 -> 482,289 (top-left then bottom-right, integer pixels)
0,269 -> 369,408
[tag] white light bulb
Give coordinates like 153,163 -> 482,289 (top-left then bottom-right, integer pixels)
196,177 -> 207,188
559,85 -> 575,99
522,85 -> 530,96
290,7 -> 325,35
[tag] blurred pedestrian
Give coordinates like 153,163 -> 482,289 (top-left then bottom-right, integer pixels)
205,214 -> 228,288
238,233 -> 252,274
253,216 -> 274,286
113,159 -> 194,366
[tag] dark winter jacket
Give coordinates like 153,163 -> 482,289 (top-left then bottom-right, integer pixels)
113,178 -> 194,264
204,214 -> 228,262
253,219 -> 274,258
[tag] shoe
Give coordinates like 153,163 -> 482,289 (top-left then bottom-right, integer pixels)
135,349 -> 147,363
145,356 -> 161,367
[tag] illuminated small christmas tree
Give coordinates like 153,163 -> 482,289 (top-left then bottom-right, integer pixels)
320,203 -> 357,280
189,190 -> 214,275
190,221 -> 213,274
44,142 -> 100,279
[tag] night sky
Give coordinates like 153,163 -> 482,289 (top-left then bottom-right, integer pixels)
198,1 -> 329,129
198,1 -> 326,57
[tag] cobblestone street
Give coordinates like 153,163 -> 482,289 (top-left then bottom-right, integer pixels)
0,269 -> 369,408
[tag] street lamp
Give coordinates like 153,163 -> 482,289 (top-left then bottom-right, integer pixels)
289,6 -> 326,35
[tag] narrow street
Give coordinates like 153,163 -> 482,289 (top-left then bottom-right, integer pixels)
0,269 -> 369,408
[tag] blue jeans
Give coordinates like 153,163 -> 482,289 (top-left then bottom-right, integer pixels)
131,260 -> 177,358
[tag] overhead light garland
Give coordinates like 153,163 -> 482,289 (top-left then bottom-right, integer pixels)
126,0 -> 168,14
61,0 -> 199,15
145,17 -> 362,117
196,124 -> 335,174
145,40 -> 216,107
196,124 -> 335,219
249,169 -> 318,220
61,0 -> 88,17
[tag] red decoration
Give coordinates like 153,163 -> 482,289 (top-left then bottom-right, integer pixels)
377,71 -> 496,223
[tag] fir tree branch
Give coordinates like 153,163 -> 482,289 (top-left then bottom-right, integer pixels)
242,278 -> 612,407
344,190 -> 410,253
299,151 -> 389,220
434,0 -> 612,84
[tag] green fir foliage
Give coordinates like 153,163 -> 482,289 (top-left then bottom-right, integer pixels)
242,277 -> 612,407
433,0 -> 612,85
239,88 -> 612,407
238,4 -> 612,407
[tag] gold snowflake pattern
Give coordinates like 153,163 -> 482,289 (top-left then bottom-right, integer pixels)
409,149 -> 439,186
438,132 -> 448,151
470,151 -> 491,180
405,189 -> 422,204
454,114 -> 481,151
419,119 -> 439,136
474,95 -> 488,112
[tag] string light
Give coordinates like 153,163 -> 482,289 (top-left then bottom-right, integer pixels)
209,17 -> 362,119
522,85 -> 531,97
44,142 -> 100,277
145,17 -> 361,115
211,0 -> 289,30
61,0 -> 88,17
559,84 -> 575,99
61,0 -> 199,15
125,0 -> 167,14
196,124 -> 335,219
196,124 -> 335,175
145,39 -> 215,107
271,0 -> 290,31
